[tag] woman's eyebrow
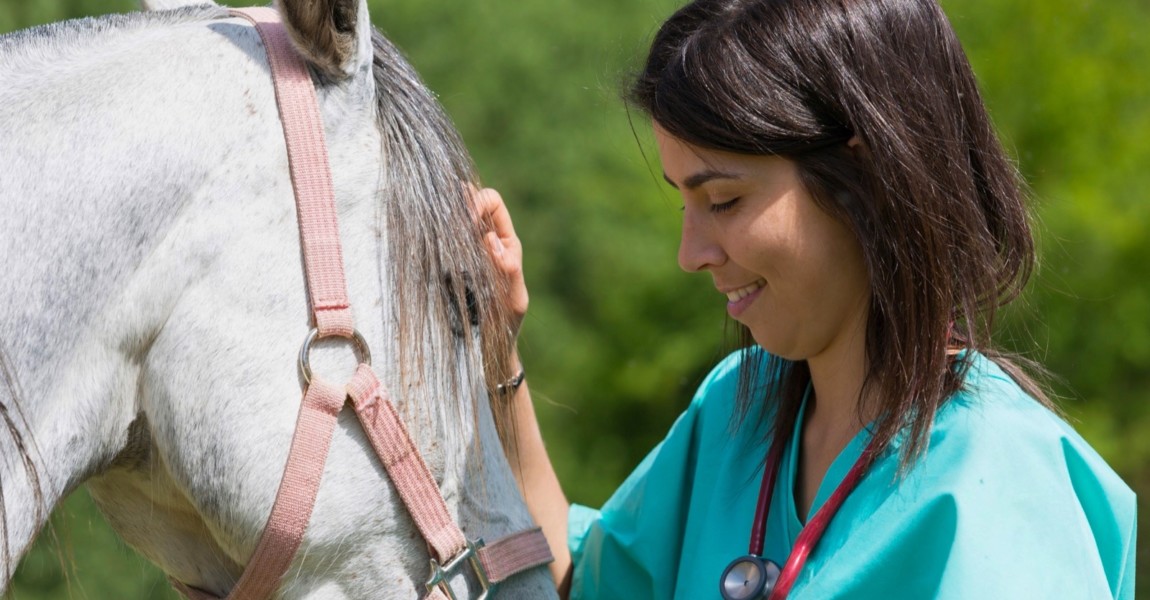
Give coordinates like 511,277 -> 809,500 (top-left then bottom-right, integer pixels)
662,169 -> 741,191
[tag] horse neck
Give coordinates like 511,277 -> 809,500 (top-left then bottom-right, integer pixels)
0,9 -> 230,572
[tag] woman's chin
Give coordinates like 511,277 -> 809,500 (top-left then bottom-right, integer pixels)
746,331 -> 800,361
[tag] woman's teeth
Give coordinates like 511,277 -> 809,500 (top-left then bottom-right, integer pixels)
726,280 -> 765,303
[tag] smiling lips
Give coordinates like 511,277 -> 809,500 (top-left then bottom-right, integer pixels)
725,279 -> 766,317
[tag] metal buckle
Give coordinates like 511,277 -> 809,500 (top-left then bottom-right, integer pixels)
297,327 -> 372,384
425,538 -> 490,600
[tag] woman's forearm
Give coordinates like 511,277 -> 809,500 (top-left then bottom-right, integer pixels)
505,368 -> 572,593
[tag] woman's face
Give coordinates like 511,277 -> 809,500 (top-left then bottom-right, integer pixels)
655,125 -> 870,362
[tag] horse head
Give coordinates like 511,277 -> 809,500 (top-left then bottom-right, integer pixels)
0,0 -> 555,597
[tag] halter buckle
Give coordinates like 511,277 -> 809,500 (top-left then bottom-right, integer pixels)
426,538 -> 490,600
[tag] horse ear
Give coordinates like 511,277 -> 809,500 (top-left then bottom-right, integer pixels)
275,0 -> 373,80
140,0 -> 218,10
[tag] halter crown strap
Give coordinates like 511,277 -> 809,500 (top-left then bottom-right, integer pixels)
235,6 -> 353,338
171,8 -> 552,599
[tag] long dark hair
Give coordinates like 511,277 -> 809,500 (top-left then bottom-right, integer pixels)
630,0 -> 1052,465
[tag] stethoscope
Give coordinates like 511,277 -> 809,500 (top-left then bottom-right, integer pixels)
719,420 -> 880,600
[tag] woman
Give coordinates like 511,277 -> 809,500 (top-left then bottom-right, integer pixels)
474,0 -> 1136,597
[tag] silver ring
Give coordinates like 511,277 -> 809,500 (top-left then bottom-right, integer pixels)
298,328 -> 372,384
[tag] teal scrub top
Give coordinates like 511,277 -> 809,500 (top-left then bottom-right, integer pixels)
567,351 -> 1137,599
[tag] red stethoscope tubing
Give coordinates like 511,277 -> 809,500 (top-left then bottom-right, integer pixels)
750,427 -> 881,599
749,436 -> 786,556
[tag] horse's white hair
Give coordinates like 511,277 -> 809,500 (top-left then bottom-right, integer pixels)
141,0 -> 218,12
0,0 -> 551,597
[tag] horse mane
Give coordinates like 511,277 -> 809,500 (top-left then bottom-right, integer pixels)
368,28 -> 519,454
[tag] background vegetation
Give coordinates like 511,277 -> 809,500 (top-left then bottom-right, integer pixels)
2,0 -> 1146,596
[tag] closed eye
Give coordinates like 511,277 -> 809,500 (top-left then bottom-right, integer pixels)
711,197 -> 740,214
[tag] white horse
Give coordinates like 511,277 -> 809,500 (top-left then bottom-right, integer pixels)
0,0 -> 558,597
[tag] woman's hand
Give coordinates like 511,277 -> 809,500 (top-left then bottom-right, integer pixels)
471,186 -> 529,329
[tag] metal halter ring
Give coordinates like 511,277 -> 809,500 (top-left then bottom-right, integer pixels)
298,328 -> 372,385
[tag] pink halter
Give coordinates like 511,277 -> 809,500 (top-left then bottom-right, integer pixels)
171,8 -> 553,599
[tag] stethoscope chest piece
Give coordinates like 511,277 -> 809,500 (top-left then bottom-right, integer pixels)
720,554 -> 781,600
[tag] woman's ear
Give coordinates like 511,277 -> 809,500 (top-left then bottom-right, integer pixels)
846,135 -> 871,161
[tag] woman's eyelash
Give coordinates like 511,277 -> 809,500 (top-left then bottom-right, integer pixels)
678,198 -> 741,213
711,197 -> 740,213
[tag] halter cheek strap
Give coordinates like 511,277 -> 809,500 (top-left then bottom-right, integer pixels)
171,8 -> 552,598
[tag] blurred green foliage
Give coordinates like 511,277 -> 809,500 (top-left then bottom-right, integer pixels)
2,0 -> 1146,597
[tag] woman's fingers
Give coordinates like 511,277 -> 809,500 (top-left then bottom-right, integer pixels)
475,187 -> 513,233
481,191 -> 520,263
472,187 -> 520,266
468,185 -> 529,320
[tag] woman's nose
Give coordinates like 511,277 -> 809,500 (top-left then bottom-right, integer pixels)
678,211 -> 725,272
